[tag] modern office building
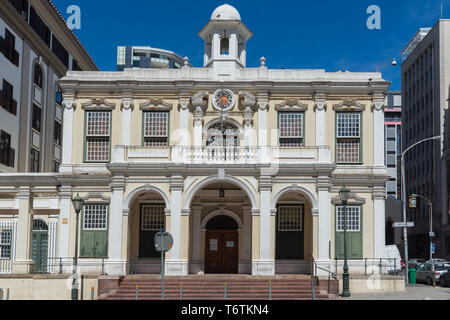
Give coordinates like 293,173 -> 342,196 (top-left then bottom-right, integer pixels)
117,46 -> 186,71
384,91 -> 402,247
401,21 -> 450,260
0,4 -> 392,292
0,0 -> 98,174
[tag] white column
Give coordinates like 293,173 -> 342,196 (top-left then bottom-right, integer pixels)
107,178 -> 126,275
179,98 -> 190,147
191,206 -> 202,274
166,176 -> 187,275
48,214 -> 58,273
257,98 -> 269,163
317,183 -> 331,261
373,189 -> 386,258
12,187 -> 33,274
58,185 -> 72,272
193,106 -> 204,148
258,176 -> 275,275
315,97 -> 327,146
243,206 -> 252,272
373,99 -> 385,167
60,97 -> 75,173
121,98 -> 132,146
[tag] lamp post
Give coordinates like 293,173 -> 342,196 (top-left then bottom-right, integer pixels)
411,194 -> 433,261
71,194 -> 84,300
401,135 -> 441,284
375,58 -> 397,72
339,186 -> 351,298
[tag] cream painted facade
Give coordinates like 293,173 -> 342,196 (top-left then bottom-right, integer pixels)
0,4 -> 392,277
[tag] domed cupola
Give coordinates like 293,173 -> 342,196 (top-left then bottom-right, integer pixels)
199,4 -> 252,75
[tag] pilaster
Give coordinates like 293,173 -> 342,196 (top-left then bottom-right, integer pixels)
60,94 -> 75,173
12,187 -> 33,274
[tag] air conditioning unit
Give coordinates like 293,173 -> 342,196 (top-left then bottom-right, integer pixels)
21,11 -> 27,20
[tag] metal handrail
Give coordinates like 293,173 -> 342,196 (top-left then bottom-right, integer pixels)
311,257 -> 338,296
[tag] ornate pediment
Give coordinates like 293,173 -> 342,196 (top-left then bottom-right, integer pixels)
332,100 -> 366,111
275,99 -> 309,112
81,98 -> 116,110
139,98 -> 173,111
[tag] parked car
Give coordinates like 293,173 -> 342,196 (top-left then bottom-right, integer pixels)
416,262 -> 450,285
408,258 -> 426,269
440,269 -> 450,287
426,258 -> 448,263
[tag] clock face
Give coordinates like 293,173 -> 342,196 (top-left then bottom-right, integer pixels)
213,89 -> 235,112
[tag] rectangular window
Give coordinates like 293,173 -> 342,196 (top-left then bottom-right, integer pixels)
51,35 -> 69,68
8,0 -> 29,20
53,120 -> 62,146
85,111 -> 111,162
0,230 -> 12,259
336,113 -> 361,163
143,112 -> 169,146
83,204 -> 108,231
80,204 -> 108,258
0,130 -> 14,168
278,205 -> 303,231
29,6 -> 51,47
52,160 -> 60,173
30,148 -> 40,172
141,205 -> 165,231
0,29 -> 19,66
1,80 -> 17,115
336,206 -> 361,232
32,104 -> 41,132
279,112 -> 303,147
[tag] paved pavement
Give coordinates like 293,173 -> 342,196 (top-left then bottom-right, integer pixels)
346,284 -> 450,300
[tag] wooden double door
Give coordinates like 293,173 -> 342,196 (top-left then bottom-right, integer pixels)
205,230 -> 239,274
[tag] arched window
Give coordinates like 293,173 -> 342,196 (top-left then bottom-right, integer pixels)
220,37 -> 229,55
206,122 -> 239,147
34,64 -> 43,88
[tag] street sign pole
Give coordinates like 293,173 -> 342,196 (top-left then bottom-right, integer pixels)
154,229 -> 173,301
161,229 -> 165,301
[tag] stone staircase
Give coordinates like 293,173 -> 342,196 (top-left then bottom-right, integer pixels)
99,275 -> 338,300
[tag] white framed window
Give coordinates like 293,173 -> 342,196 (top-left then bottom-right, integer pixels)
336,206 -> 361,232
85,111 -> 111,162
279,112 -> 303,147
83,204 -> 108,231
143,112 -> 169,146
141,205 -> 165,231
0,230 -> 12,259
336,113 -> 361,163
278,205 -> 303,231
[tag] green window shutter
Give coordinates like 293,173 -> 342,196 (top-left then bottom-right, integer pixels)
94,231 -> 108,258
335,205 -> 363,259
80,231 -> 95,258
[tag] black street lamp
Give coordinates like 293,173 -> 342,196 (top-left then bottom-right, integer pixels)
339,186 -> 351,298
71,193 -> 84,300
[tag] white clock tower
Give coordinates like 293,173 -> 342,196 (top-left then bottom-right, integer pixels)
199,4 -> 253,77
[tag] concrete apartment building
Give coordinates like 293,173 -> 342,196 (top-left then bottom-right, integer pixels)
116,46 -> 186,71
0,0 -> 98,174
401,21 -> 450,260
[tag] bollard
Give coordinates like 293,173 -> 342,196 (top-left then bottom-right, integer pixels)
180,283 -> 183,301
268,281 -> 272,301
6,289 -> 9,300
136,286 -> 139,301
224,282 -> 227,300
0,289 -> 3,301
91,287 -> 95,301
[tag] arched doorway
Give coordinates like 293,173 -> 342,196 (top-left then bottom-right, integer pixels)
32,219 -> 48,274
187,177 -> 255,275
205,215 -> 239,274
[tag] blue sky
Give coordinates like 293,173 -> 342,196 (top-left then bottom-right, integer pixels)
53,0 -> 450,90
